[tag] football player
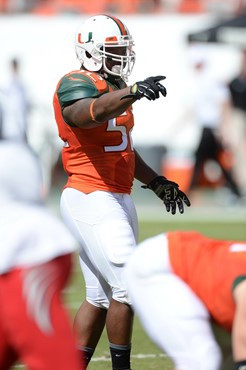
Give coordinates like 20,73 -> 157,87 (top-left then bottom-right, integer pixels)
125,231 -> 246,370
53,14 -> 190,370
0,141 -> 84,370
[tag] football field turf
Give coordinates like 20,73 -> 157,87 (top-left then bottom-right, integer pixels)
12,214 -> 246,370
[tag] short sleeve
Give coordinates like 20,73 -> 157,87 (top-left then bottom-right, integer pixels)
57,71 -> 109,109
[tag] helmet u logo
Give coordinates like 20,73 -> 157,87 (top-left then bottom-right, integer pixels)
77,33 -> 84,44
78,32 -> 92,44
86,32 -> 93,43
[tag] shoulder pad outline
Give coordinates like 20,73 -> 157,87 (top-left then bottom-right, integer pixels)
57,70 -> 109,109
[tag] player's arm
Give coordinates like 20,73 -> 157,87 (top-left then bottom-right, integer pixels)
232,278 -> 246,369
134,149 -> 159,184
63,87 -> 137,129
59,73 -> 167,129
134,149 -> 191,215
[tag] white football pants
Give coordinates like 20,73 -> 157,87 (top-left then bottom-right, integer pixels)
60,188 -> 138,308
125,233 -> 222,370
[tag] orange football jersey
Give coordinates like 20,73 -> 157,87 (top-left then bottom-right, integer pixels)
167,231 -> 246,331
53,70 -> 135,194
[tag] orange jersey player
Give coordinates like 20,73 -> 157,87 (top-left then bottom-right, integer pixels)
168,231 -> 246,332
126,231 -> 246,370
53,14 -> 190,370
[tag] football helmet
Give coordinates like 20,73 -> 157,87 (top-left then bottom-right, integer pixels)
75,14 -> 135,81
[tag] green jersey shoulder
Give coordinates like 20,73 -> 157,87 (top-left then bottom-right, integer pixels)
57,70 -> 109,109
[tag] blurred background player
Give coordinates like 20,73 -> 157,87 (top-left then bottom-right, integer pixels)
53,13 -> 190,370
228,49 -> 246,189
229,49 -> 246,115
187,45 -> 242,201
125,230 -> 246,370
0,141 -> 84,370
0,58 -> 30,143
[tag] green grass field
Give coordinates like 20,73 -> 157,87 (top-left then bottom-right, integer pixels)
12,216 -> 246,370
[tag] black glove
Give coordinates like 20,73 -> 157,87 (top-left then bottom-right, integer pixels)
121,76 -> 167,101
142,176 -> 191,215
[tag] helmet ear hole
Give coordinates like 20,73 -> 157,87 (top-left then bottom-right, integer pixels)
86,51 -> 92,59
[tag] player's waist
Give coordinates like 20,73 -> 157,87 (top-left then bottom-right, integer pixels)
65,175 -> 133,194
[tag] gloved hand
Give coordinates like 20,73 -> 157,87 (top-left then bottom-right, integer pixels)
121,76 -> 167,101
142,176 -> 191,215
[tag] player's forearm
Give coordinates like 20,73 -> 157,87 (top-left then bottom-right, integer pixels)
134,149 -> 158,185
92,87 -> 137,122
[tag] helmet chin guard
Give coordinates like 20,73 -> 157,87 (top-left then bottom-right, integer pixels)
75,14 -> 135,81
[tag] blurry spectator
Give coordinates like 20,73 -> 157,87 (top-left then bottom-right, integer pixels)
0,58 -> 30,142
0,0 -> 7,12
2,0 -> 34,13
32,0 -> 162,14
178,0 -> 204,13
234,0 -> 246,14
188,45 -> 241,200
106,0 -> 161,13
204,0 -> 240,15
0,141 -> 84,370
229,50 -> 246,113
228,49 -> 246,189
0,0 -> 243,14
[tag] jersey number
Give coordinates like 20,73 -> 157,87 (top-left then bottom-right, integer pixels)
104,118 -> 133,152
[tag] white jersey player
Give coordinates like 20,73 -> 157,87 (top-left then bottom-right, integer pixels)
0,141 -> 84,370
